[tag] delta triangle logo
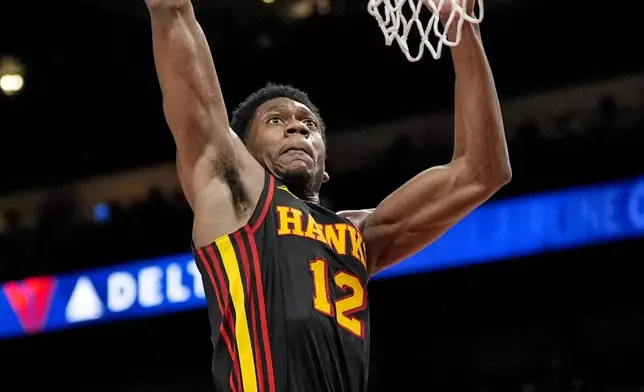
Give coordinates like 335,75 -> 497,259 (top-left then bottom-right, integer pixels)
2,276 -> 57,334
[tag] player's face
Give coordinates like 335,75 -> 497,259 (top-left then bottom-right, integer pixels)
247,97 -> 329,196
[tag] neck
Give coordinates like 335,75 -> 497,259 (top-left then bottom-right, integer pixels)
287,181 -> 319,203
271,168 -> 322,203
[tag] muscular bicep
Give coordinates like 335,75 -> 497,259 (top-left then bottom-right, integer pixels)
149,3 -> 232,171
362,158 -> 501,276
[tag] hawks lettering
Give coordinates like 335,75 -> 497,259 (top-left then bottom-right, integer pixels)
276,206 -> 304,236
275,206 -> 366,267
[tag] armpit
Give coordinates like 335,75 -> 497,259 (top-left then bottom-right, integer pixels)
220,162 -> 252,219
337,209 -> 374,232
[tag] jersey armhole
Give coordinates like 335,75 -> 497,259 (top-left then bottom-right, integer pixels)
246,170 -> 275,233
337,210 -> 372,278
191,170 -> 275,251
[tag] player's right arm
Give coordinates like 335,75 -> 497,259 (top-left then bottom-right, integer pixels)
144,0 -> 264,244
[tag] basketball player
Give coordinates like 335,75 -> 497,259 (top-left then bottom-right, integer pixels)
143,0 -> 510,390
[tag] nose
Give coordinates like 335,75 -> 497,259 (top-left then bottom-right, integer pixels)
284,120 -> 310,138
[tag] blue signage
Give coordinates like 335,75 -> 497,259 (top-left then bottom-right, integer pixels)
375,175 -> 644,279
1,176 -> 643,339
0,254 -> 205,339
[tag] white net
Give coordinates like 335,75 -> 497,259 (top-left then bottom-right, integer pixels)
367,0 -> 484,62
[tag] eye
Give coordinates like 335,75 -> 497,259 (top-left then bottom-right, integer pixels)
304,119 -> 317,128
268,116 -> 283,124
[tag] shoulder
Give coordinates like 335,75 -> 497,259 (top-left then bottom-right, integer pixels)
336,209 -> 374,232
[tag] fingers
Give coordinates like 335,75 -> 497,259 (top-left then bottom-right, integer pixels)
424,0 -> 476,18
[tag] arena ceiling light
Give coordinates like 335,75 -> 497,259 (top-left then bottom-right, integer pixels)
284,0 -> 330,19
0,56 -> 25,96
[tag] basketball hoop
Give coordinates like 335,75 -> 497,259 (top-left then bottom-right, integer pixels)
367,0 -> 484,62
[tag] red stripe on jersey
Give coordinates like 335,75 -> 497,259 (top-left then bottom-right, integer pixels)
206,245 -> 244,392
251,175 -> 275,233
245,226 -> 276,392
196,247 -> 239,392
233,231 -> 265,392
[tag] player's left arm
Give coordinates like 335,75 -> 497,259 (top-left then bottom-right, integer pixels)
342,18 -> 511,277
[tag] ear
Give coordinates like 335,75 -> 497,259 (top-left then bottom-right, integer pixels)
323,172 -> 330,183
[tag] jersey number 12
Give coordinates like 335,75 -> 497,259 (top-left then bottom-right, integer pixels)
309,258 -> 366,339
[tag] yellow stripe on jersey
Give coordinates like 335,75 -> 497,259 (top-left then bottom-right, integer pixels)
215,235 -> 258,392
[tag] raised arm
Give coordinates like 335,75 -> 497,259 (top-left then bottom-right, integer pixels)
145,0 -> 261,205
145,0 -> 264,242
354,15 -> 511,277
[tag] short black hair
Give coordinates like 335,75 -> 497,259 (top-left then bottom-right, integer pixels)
230,83 -> 325,143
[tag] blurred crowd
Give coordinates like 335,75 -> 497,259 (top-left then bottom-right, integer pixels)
0,187 -> 193,280
0,93 -> 643,282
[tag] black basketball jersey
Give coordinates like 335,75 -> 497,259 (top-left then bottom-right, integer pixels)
192,171 -> 370,392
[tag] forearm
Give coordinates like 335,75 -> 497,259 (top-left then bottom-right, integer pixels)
361,15 -> 510,274
146,0 -> 231,160
449,24 -> 511,185
148,1 -> 221,93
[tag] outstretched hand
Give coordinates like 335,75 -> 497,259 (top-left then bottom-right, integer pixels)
424,0 -> 479,23
423,0 -> 483,41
